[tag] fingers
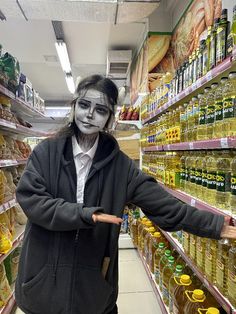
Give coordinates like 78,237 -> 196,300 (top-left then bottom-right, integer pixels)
220,225 -> 236,239
93,213 -> 123,225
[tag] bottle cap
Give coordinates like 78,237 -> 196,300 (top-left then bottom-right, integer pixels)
211,83 -> 218,88
168,256 -> 175,263
193,289 -> 204,300
148,227 -> 155,233
176,265 -> 183,271
221,8 -> 228,17
180,274 -> 191,284
146,221 -> 153,227
153,232 -> 161,238
164,249 -> 171,256
206,308 -> 220,314
158,242 -> 165,248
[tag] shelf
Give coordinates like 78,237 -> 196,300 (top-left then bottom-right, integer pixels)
0,118 -> 50,137
136,249 -> 169,314
116,120 -> 142,129
0,292 -> 15,314
0,225 -> 25,264
157,181 -> 233,220
161,231 -> 236,314
143,54 -> 236,124
0,159 -> 27,168
142,136 -> 236,152
0,198 -> 18,215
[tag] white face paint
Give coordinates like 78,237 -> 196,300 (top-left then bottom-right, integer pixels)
74,89 -> 112,135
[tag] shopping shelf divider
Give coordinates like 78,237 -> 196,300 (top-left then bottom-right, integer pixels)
161,231 -> 236,314
136,249 -> 169,314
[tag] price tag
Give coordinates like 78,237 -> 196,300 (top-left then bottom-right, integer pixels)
191,198 -> 196,207
192,83 -> 196,90
206,71 -> 213,81
189,142 -> 194,149
196,80 -> 202,88
167,144 -> 170,150
220,137 -> 229,148
176,95 -> 180,101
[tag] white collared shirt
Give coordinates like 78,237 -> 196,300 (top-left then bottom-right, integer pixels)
72,135 -> 99,203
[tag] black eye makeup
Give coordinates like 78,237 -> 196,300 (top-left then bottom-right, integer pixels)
76,98 -> 110,116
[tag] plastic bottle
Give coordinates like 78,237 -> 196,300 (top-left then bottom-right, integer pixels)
137,217 -> 149,250
206,151 -> 217,206
149,232 -> 166,273
184,152 -> 192,194
230,155 -> 236,217
140,221 -> 153,256
172,274 -> 195,314
215,150 -> 232,212
192,97 -> 199,141
206,83 -> 218,140
216,9 -> 229,65
227,240 -> 236,307
227,5 -> 236,56
195,152 -> 204,199
216,238 -> 231,295
161,256 -> 175,304
182,231 -> 190,255
222,72 -> 236,137
201,151 -> 210,201
209,18 -> 220,70
198,308 -> 219,314
183,289 -> 219,314
205,27 -> 212,73
189,234 -> 197,262
168,265 -> 184,313
154,242 -> 166,284
144,226 -> 156,262
159,249 -> 172,290
205,239 -> 218,284
196,236 -> 207,272
180,152 -> 187,191
213,77 -> 228,138
197,88 -> 210,140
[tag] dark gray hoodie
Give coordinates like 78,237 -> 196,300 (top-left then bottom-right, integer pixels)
15,132 -> 224,314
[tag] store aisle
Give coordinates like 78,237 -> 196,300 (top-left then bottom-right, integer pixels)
117,249 -> 162,314
15,249 -> 162,314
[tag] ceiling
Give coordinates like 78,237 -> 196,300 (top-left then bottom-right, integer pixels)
0,0 -> 166,105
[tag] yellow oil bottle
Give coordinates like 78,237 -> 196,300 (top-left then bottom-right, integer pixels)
198,308 -> 219,314
182,231 -> 190,255
189,234 -> 197,262
216,238 -> 231,295
140,221 -> 153,256
191,97 -> 199,141
230,154 -> 236,217
161,256 -> 176,304
201,151 -> 209,201
186,101 -> 193,142
215,150 -> 232,212
205,239 -> 218,284
168,265 -> 184,313
206,151 -> 217,206
206,83 -> 218,140
213,77 -> 228,138
196,236 -> 207,272
227,240 -> 236,307
189,152 -> 197,197
197,88 -> 210,140
195,152 -> 205,199
144,226 -> 156,263
180,103 -> 188,143
154,242 -> 166,285
180,152 -> 187,191
183,289 -> 219,314
185,152 -> 193,194
169,152 -> 181,189
137,217 -> 149,250
222,72 -> 236,137
149,232 -> 166,273
159,249 -> 172,290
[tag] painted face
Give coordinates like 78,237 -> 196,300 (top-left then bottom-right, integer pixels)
74,89 -> 112,135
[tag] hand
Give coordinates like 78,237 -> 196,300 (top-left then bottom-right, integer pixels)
92,212 -> 123,225
220,217 -> 236,239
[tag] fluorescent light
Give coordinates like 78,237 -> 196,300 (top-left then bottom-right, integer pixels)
46,106 -> 71,110
65,74 -> 75,94
55,41 -> 71,73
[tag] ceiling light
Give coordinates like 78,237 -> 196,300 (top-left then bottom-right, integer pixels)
65,74 -> 75,94
55,41 -> 72,73
46,106 -> 71,110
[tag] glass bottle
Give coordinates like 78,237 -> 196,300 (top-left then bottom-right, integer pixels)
227,5 -> 236,56
216,9 -> 229,65
198,40 -> 204,79
206,27 -> 212,73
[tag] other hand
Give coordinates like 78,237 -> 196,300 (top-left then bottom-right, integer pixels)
220,216 -> 236,239
92,212 -> 123,225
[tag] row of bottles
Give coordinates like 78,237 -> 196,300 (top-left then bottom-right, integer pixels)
130,216 -> 228,313
183,231 -> 236,308
142,150 -> 236,216
140,72 -> 236,147
141,6 -> 236,120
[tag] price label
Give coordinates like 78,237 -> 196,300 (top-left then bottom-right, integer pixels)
220,137 -> 229,148
167,144 -> 170,150
176,95 -> 180,102
192,83 -> 196,90
189,142 -> 194,149
196,80 -> 202,88
206,71 -> 213,81
191,198 -> 196,207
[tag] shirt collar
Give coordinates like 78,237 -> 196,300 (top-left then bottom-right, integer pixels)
72,134 -> 99,160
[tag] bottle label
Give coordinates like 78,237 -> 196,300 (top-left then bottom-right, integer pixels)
206,251 -> 212,261
215,101 -> 223,121
229,271 -> 236,283
162,283 -> 169,302
170,171 -> 180,188
228,271 -> 236,300
185,168 -> 189,182
195,169 -> 202,185
207,172 -> 216,190
223,97 -> 236,119
199,106 -> 206,125
202,170 -> 208,187
231,175 -> 236,195
206,105 -> 215,123
216,172 -> 231,192
216,260 -> 224,287
190,168 -> 196,183
180,168 -> 186,181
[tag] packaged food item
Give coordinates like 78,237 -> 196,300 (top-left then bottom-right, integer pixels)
227,240 -> 236,307
216,9 -> 229,65
183,289 -> 219,314
161,256 -> 175,305
227,5 -> 236,56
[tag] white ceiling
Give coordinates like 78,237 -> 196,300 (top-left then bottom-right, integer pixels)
0,0 -> 172,105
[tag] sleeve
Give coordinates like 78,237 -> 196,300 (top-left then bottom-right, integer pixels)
126,160 -> 224,239
16,149 -> 103,231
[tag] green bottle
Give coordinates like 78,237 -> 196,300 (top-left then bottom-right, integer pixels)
206,27 -> 212,73
227,5 -> 236,56
209,18 -> 220,70
216,9 -> 229,65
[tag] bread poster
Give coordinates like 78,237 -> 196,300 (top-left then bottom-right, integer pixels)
158,0 -> 222,73
130,39 -> 149,105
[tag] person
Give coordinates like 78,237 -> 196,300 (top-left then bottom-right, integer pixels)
15,74 -> 236,314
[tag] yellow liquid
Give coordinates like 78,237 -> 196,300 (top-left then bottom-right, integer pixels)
216,239 -> 231,295
182,231 -> 190,255
162,258 -> 175,306
227,242 -> 236,307
168,267 -> 184,314
206,152 -> 217,206
189,234 -> 197,262
205,239 -> 218,284
196,237 -> 206,272
154,244 -> 166,284
230,158 -> 236,216
222,75 -> 236,137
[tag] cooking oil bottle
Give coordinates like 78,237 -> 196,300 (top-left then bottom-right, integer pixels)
182,231 -> 190,255
216,9 -> 229,65
180,152 -> 187,191
196,236 -> 207,272
161,256 -> 175,304
205,239 -> 218,284
213,77 -> 228,138
183,289 -> 219,314
201,151 -> 209,201
227,5 -> 236,56
206,151 -> 217,206
197,88 -> 210,140
206,83 -> 218,140
227,240 -> 236,307
222,72 -> 236,137
149,232 -> 166,273
230,154 -> 236,217
180,103 -> 188,142
215,238 -> 231,295
215,150 -> 232,212
206,26 -> 212,73
191,97 -> 199,141
144,226 -> 156,262
169,152 -> 181,189
189,234 -> 197,262
195,152 -> 205,199
198,308 -> 219,314
168,265 -> 184,313
140,221 -> 153,256
185,152 -> 196,194
137,217 -> 149,250
159,249 -> 172,291
172,274 -> 196,314
154,242 -> 166,284
209,18 -> 220,70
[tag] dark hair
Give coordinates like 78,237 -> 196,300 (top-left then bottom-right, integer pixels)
56,75 -> 118,138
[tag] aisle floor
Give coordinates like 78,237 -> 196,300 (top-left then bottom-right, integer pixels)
15,248 -> 162,314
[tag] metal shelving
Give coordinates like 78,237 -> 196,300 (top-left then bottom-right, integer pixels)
162,231 -> 236,314
0,198 -> 18,215
0,159 -> 27,168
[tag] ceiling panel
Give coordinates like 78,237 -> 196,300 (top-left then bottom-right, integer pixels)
0,0 -> 24,19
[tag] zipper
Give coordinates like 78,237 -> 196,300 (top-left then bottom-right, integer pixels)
69,230 -> 79,314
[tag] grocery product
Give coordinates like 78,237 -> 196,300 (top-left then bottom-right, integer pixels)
161,256 -> 175,305
216,238 -> 231,295
198,308 -> 219,314
213,77 -> 227,138
206,83 -> 218,140
140,221 -> 153,256
182,231 -> 190,255
144,226 -> 156,262
227,5 -> 236,56
206,151 -> 217,206
197,88 -> 210,140
183,289 -> 219,314
216,9 -> 229,65
196,236 -> 207,272
159,249 -> 172,291
149,231 -> 165,273
209,19 -> 220,70
154,242 -> 166,284
227,240 -> 236,307
189,234 -> 197,262
0,263 -> 12,307
205,239 -> 218,284
168,265 -> 184,313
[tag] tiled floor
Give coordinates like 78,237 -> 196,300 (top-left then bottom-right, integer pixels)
15,249 -> 162,314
